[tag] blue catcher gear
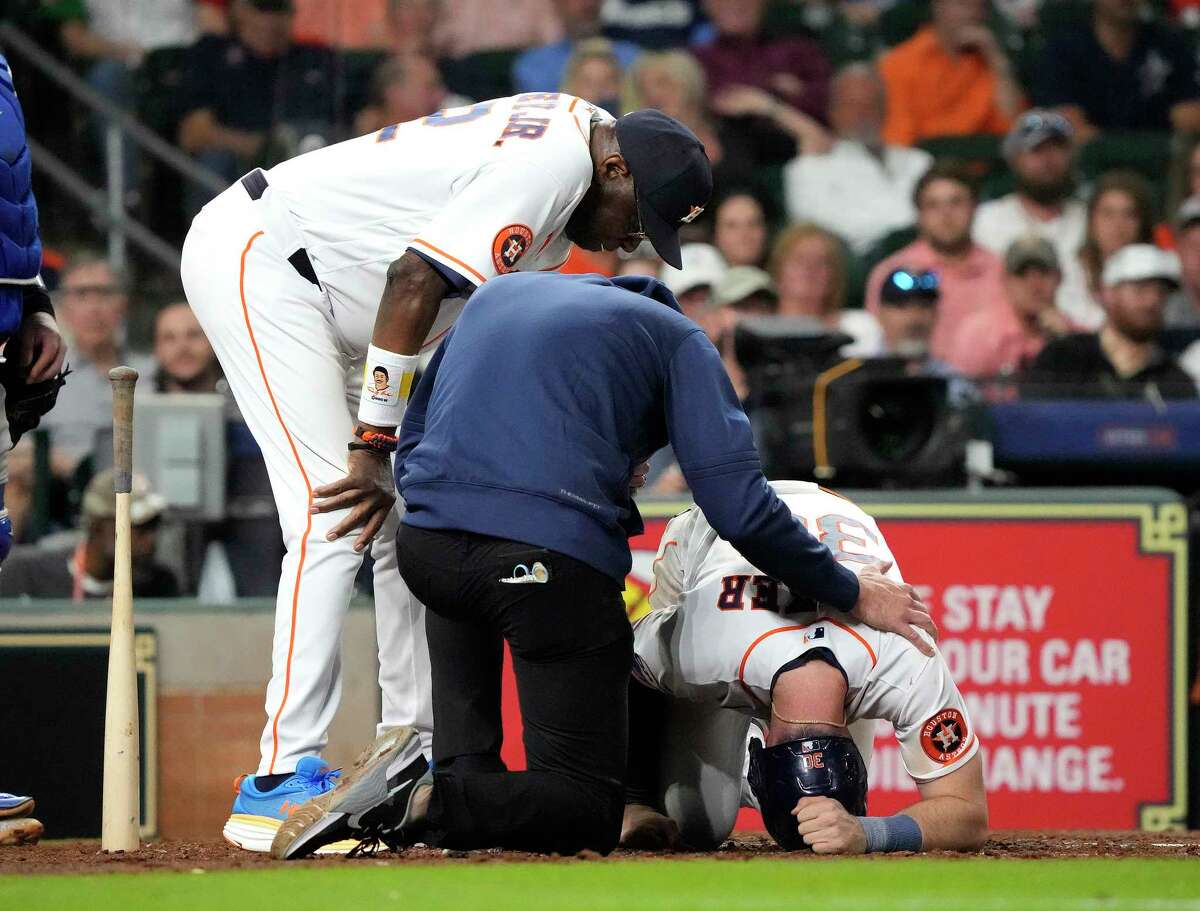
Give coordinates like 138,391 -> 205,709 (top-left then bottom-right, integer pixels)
747,734 -> 868,851
0,54 -> 43,341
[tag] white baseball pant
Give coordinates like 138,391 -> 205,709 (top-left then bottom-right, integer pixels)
181,181 -> 433,775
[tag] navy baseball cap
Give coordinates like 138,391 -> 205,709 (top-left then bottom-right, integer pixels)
615,110 -> 713,269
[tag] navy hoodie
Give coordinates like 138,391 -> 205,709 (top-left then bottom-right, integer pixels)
397,272 -> 860,611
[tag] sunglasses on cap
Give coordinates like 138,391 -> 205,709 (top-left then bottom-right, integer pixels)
881,269 -> 939,305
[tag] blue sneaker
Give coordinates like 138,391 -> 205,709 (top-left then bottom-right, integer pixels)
0,793 -> 34,819
223,757 -> 357,853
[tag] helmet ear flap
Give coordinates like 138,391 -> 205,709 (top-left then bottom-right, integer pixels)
748,738 -> 809,851
747,735 -> 869,851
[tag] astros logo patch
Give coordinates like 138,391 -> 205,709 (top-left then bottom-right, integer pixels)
920,708 -> 970,763
493,224 -> 534,273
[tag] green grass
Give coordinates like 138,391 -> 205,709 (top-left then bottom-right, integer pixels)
4,858 -> 1200,911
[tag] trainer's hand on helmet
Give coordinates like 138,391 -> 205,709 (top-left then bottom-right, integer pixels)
311,448 -> 396,552
849,561 -> 937,657
792,797 -> 866,855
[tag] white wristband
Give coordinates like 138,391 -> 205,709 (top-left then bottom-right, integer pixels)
357,345 -> 421,427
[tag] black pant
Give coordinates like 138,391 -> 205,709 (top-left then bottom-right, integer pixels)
397,524 -> 632,854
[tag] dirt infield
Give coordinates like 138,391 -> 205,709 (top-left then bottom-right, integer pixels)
2,830 -> 1199,875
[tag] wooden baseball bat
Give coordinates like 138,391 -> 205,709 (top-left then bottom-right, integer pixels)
102,366 -> 140,852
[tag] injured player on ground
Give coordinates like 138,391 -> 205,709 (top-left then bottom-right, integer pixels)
622,481 -> 988,855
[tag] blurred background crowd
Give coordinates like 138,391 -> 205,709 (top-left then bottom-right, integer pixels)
5,0 -> 1200,601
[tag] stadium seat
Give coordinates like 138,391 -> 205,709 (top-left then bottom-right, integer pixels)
135,48 -> 190,139
442,49 -> 521,103
918,134 -> 1005,187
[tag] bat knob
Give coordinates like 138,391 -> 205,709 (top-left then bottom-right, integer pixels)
108,366 -> 140,385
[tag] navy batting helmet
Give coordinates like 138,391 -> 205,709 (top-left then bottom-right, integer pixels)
747,735 -> 868,851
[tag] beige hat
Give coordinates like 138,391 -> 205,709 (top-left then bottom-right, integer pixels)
658,243 -> 727,298
715,266 -> 777,307
1004,236 -> 1059,274
1102,244 -> 1180,289
82,469 -> 167,525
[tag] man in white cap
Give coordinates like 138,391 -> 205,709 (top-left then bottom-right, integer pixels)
658,243 -> 727,342
1024,244 -> 1196,400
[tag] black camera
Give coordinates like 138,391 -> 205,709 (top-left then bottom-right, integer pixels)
734,317 -> 968,487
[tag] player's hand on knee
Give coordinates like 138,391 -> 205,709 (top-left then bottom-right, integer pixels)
849,562 -> 937,657
311,449 -> 397,552
792,797 -> 866,855
620,803 -> 685,851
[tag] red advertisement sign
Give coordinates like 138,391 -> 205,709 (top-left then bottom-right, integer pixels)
500,495 -> 1189,831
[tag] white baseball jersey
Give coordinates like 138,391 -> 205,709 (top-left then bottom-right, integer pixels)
260,93 -> 606,354
634,481 -> 978,782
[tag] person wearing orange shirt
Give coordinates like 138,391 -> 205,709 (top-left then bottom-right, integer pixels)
879,0 -> 1023,147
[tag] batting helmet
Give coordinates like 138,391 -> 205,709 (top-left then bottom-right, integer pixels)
747,735 -> 868,851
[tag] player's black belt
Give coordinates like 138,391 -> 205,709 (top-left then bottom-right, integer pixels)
240,168 -> 321,288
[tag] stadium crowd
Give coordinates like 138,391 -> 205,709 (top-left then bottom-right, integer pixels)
5,0 -> 1200,596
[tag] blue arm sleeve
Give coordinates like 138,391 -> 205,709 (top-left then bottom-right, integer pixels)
664,331 -> 860,612
396,330 -> 452,476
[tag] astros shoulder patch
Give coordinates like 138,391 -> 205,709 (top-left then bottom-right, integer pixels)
493,224 -> 534,274
920,708 -> 972,764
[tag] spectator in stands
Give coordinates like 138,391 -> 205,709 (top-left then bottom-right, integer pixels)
781,63 -> 933,254
558,39 -> 625,113
1035,0 -> 1200,138
1059,170 -> 1156,331
57,0 -> 198,206
874,267 -> 940,359
616,254 -> 661,277
289,0 -> 392,49
152,302 -> 223,393
0,469 -> 179,600
647,264 -> 776,496
354,54 -> 454,135
41,255 -> 154,478
177,0 -> 339,216
385,0 -> 440,55
1024,244 -> 1196,399
973,110 -> 1085,273
713,193 -> 768,268
873,268 -> 978,407
865,162 -> 1006,369
713,264 -> 777,400
623,50 -> 757,197
601,0 -> 711,48
149,302 -> 284,596
658,243 -> 727,342
879,0 -> 1022,146
1167,197 -> 1200,328
953,236 -> 1074,380
512,1 -> 640,94
771,223 -> 883,356
434,0 -> 560,61
698,0 -> 832,164
1166,137 -> 1200,223
195,0 -> 232,35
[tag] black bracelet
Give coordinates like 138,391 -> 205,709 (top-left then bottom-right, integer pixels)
348,441 -> 393,455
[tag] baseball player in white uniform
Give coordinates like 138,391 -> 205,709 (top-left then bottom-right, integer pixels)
180,92 -> 702,850
624,481 -> 988,854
